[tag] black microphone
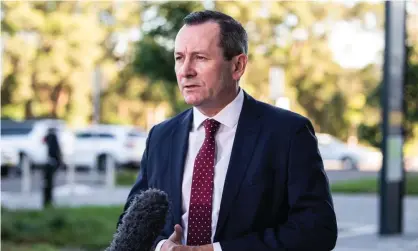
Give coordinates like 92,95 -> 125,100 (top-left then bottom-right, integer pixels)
106,188 -> 170,251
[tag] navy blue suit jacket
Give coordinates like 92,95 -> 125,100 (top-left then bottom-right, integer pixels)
119,91 -> 338,250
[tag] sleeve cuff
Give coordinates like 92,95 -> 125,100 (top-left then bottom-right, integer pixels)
213,242 -> 222,251
155,239 -> 167,251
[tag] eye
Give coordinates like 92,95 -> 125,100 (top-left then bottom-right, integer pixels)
175,55 -> 183,61
196,55 -> 206,60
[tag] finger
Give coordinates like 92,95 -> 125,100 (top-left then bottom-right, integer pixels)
172,224 -> 183,243
174,224 -> 183,236
168,224 -> 183,243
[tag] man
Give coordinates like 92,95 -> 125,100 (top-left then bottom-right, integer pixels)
43,127 -> 62,207
118,10 -> 337,251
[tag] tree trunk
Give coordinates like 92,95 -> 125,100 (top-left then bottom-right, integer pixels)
25,71 -> 37,119
51,81 -> 64,118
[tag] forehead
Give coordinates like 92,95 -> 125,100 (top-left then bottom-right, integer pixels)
174,22 -> 221,54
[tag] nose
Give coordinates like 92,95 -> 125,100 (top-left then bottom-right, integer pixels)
177,58 -> 196,79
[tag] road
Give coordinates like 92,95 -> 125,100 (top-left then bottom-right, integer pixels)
326,169 -> 380,183
1,168 -> 381,193
1,169 -> 107,192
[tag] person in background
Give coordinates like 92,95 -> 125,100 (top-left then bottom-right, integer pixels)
43,127 -> 62,208
119,10 -> 338,251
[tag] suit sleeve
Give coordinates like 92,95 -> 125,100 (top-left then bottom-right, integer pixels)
116,126 -> 169,249
219,119 -> 338,251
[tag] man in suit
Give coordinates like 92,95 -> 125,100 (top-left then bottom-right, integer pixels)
118,10 -> 338,251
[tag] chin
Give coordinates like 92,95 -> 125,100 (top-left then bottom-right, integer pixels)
185,99 -> 203,107
183,95 -> 203,106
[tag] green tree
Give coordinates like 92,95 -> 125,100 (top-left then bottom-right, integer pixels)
358,5 -> 418,151
1,1 -> 144,127
1,1 -> 105,126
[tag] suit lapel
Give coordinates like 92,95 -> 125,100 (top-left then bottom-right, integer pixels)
169,109 -> 193,225
215,93 -> 261,240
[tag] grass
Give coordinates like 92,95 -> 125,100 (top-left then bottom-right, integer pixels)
1,205 -> 124,251
1,169 -> 140,251
116,169 -> 138,186
331,173 -> 418,195
1,242 -> 60,251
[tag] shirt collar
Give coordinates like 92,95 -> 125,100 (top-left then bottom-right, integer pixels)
193,88 -> 244,130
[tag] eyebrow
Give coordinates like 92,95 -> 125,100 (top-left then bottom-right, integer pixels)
174,51 -> 208,56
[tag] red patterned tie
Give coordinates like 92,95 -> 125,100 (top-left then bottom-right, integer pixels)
187,118 -> 220,246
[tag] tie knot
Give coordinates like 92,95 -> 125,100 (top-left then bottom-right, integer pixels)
203,119 -> 220,137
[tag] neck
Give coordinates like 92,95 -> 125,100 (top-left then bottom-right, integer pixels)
197,86 -> 240,117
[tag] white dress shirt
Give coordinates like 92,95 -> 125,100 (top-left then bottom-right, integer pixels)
155,88 -> 244,251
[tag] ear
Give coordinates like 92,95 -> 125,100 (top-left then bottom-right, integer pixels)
231,54 -> 248,81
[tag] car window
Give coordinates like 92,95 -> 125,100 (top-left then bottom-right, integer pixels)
98,133 -> 115,139
75,132 -> 93,138
127,130 -> 146,137
1,127 -> 33,135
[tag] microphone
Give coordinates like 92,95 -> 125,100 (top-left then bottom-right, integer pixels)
106,188 -> 170,251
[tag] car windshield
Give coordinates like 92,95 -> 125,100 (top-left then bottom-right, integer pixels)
1,127 -> 33,135
127,130 -> 146,137
317,134 -> 345,146
75,132 -> 92,138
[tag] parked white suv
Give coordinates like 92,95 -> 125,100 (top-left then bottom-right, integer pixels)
0,118 -> 75,171
1,141 -> 19,177
72,124 -> 147,170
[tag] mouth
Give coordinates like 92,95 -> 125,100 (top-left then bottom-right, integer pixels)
183,85 -> 200,90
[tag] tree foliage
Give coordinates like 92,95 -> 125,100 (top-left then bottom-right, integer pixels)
358,5 -> 418,150
1,1 -> 143,127
1,1 -> 417,149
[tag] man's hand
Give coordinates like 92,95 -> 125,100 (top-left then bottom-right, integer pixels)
161,225 -> 214,251
161,224 -> 183,251
168,244 -> 214,251
168,246 -> 195,251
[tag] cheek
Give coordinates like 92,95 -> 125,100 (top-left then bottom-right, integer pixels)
199,64 -> 224,88
215,67 -> 230,90
174,67 -> 180,80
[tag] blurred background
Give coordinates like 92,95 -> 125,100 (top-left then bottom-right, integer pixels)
1,1 -> 417,251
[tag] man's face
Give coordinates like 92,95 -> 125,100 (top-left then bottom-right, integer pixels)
174,22 -> 235,108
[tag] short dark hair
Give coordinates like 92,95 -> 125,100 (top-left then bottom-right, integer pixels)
183,10 -> 248,60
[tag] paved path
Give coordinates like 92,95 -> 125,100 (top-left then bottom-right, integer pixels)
1,169 -> 109,192
0,184 -> 129,209
333,194 -> 418,250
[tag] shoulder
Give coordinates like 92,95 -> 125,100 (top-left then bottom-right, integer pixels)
252,100 -> 318,151
255,100 -> 312,131
147,108 -> 192,139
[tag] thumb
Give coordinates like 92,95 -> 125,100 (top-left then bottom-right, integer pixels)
169,224 -> 183,244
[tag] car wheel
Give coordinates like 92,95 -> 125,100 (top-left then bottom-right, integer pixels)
1,166 -> 10,177
341,157 -> 357,170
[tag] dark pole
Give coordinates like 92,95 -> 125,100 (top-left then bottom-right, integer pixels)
379,0 -> 407,235
43,161 -> 54,208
